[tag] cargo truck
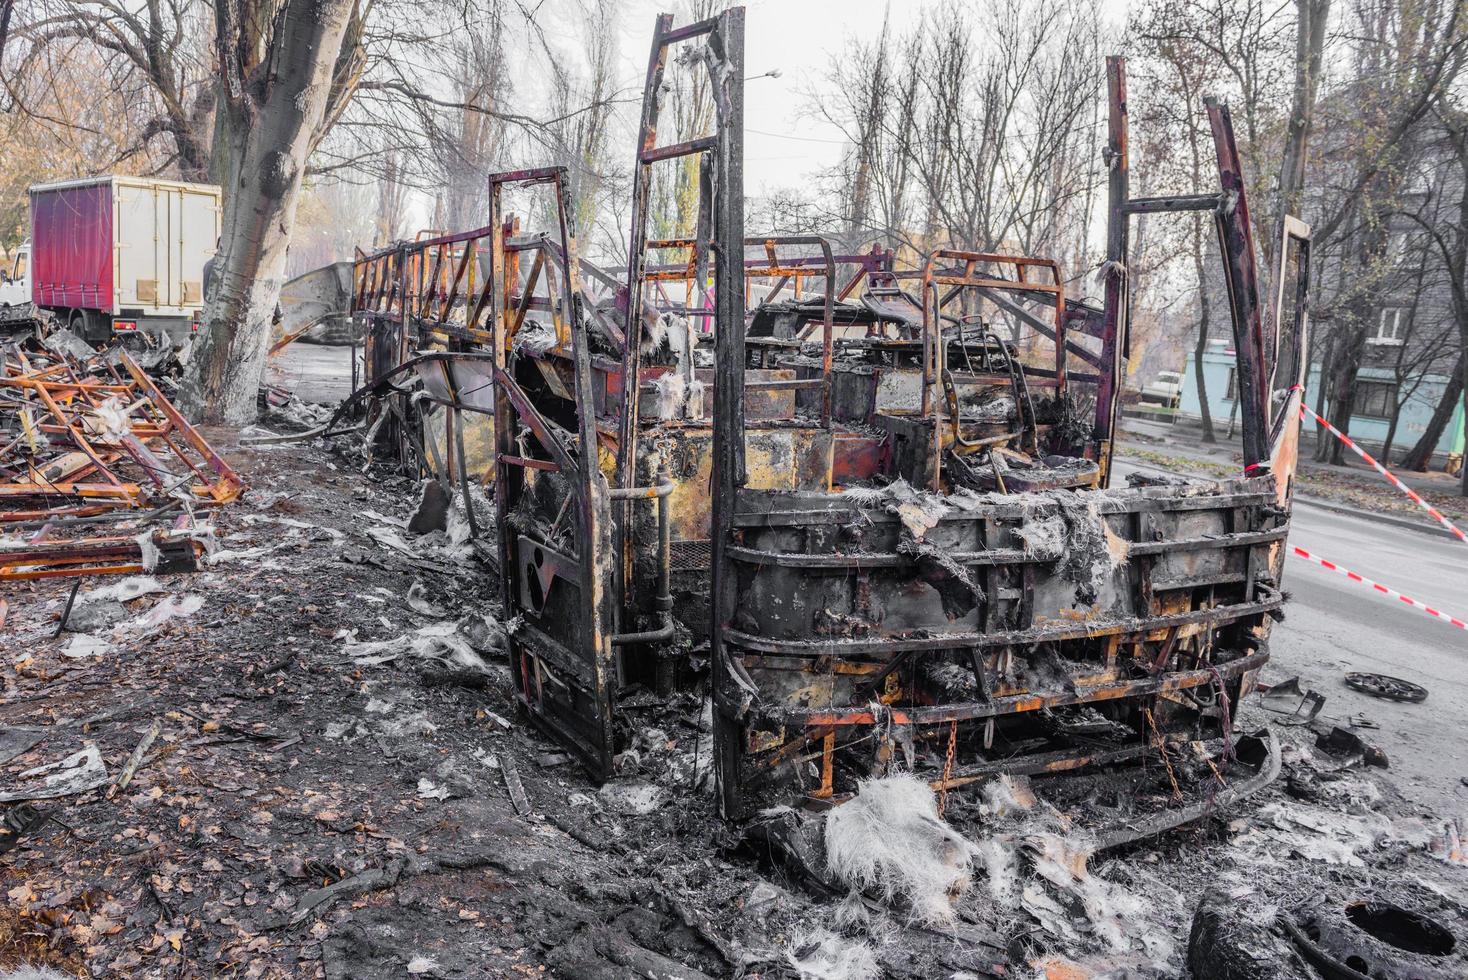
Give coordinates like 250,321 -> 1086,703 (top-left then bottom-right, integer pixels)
0,176 -> 221,345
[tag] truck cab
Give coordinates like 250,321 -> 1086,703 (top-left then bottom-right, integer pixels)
0,244 -> 32,324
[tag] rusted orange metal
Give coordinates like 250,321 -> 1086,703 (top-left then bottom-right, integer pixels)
0,341 -> 243,579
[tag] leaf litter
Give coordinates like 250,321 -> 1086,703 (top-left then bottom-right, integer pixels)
2,435 -> 1465,979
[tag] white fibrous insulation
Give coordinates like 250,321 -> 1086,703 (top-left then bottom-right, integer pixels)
784,928 -> 880,980
823,773 -> 977,926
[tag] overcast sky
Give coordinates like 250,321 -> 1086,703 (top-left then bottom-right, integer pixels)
609,0 -> 1133,194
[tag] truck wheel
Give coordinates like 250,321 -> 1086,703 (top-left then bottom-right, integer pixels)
68,310 -> 102,343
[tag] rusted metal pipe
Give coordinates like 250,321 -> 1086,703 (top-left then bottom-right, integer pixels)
610,466 -> 675,646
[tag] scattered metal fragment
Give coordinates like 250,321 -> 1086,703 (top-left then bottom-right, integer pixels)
0,341 -> 245,579
0,727 -> 46,766
1316,727 -> 1390,769
1259,676 -> 1327,725
0,744 -> 110,802
1344,672 -> 1428,703
0,802 -> 51,856
501,758 -> 531,816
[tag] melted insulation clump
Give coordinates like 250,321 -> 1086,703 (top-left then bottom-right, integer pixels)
823,773 -> 977,926
784,928 -> 880,980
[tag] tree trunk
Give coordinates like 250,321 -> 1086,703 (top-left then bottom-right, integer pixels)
1382,400 -> 1400,464
1401,355 -> 1462,471
180,0 -> 356,424
1319,328 -> 1365,465
0,0 -> 15,65
1461,354 -> 1468,496
1191,215 -> 1216,443
1272,0 -> 1330,256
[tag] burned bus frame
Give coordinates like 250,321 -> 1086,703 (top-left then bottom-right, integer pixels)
348,9 -> 1313,837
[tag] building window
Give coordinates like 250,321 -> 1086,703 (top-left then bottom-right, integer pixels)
1372,307 -> 1408,345
1355,380 -> 1396,420
1385,231 -> 1409,267
1224,367 -> 1237,401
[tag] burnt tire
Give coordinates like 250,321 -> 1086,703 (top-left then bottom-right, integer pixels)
1189,886 -> 1312,980
1284,881 -> 1465,980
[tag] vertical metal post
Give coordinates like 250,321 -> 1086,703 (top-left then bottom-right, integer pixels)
1206,98 -> 1270,470
615,13 -> 677,628
1095,55 -> 1129,484
554,170 -> 618,777
487,181 -> 523,704
708,5 -> 746,819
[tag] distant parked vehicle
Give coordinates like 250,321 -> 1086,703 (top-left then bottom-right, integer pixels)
2,176 -> 221,346
1139,369 -> 1183,408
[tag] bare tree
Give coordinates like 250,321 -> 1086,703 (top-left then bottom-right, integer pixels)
17,0 -> 216,179
1399,102 -> 1468,491
0,37 -> 167,248
1133,0 -> 1274,442
1274,0 -> 1331,255
374,149 -> 411,245
1307,0 -> 1465,462
180,0 -> 360,422
813,0 -> 1109,265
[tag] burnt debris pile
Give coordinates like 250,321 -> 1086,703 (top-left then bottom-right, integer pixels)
0,334 -> 244,581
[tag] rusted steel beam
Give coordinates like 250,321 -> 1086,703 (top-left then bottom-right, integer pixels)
1124,194 -> 1220,214
776,649 -> 1267,728
724,526 -> 1287,568
1206,98 -> 1270,470
724,586 -> 1281,656
640,135 -> 718,164
1094,55 -> 1129,477
615,10 -> 677,618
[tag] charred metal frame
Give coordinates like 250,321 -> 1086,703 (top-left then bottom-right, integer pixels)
344,11 -> 1314,838
0,346 -> 242,579
702,49 -> 1311,822
483,167 -> 625,775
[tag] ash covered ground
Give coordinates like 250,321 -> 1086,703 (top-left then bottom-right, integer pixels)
3,426 -> 1466,980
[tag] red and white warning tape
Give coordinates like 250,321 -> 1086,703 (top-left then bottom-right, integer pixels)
1291,544 -> 1468,632
1301,402 -> 1468,545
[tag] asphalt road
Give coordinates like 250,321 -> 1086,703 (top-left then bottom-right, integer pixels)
1273,501 -> 1468,814
266,342 -> 357,404
1116,458 -> 1468,815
